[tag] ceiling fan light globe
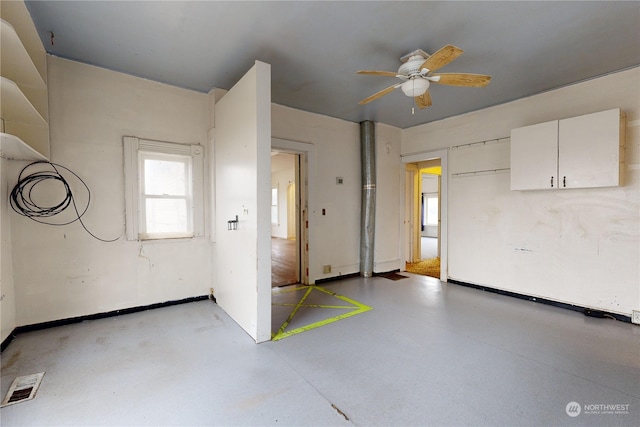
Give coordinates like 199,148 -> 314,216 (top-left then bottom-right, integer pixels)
401,79 -> 430,97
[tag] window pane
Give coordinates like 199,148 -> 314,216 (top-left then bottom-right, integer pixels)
145,198 -> 189,234
426,197 -> 438,226
144,158 -> 188,196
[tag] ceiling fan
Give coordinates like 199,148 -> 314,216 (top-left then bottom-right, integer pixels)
356,45 -> 491,109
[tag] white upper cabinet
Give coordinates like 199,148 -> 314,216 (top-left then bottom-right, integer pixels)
558,109 -> 623,189
510,120 -> 559,190
511,108 -> 624,190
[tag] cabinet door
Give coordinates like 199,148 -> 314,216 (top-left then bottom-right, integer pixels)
559,108 -> 621,189
510,120 -> 558,190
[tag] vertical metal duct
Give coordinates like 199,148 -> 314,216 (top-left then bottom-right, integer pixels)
360,121 -> 376,277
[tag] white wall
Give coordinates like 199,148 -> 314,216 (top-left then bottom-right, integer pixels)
6,56 -> 404,331
270,155 -> 295,239
402,68 -> 640,316
272,106 -> 404,281
9,56 -> 212,326
374,123 -> 404,272
1,158 -> 16,343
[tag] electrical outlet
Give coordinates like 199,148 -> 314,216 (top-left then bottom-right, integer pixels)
323,265 -> 332,274
632,310 -> 640,325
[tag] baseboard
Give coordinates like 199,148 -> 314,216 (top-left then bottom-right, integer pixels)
315,272 -> 360,284
316,269 -> 405,284
0,295 -> 208,353
1,329 -> 18,353
374,258 -> 401,273
448,279 -> 632,323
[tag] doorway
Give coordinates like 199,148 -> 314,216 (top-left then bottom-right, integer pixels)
402,150 -> 448,281
271,151 -> 303,287
420,166 -> 441,260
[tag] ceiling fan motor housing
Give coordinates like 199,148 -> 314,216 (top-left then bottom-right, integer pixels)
398,54 -> 429,76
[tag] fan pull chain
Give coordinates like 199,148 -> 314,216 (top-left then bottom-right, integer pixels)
411,79 -> 416,114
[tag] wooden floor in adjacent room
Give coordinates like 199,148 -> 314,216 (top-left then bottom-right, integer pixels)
271,237 -> 298,287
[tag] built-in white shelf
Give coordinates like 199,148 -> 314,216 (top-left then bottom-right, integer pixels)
0,12 -> 50,160
0,77 -> 49,158
0,77 -> 47,126
0,13 -> 49,160
0,132 -> 48,161
1,19 -> 46,89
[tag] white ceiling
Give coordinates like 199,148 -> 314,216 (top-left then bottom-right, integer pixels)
25,1 -> 640,129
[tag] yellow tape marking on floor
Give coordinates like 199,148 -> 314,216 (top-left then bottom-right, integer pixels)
272,286 -> 313,339
271,285 -> 372,341
272,303 -> 355,309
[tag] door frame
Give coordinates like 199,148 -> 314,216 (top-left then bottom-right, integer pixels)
286,182 -> 296,240
402,149 -> 448,282
272,138 -> 314,285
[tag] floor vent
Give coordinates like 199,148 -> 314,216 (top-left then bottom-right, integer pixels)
1,372 -> 45,407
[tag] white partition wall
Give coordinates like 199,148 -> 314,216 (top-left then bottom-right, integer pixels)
214,61 -> 272,343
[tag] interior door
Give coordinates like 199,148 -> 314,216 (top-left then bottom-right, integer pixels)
214,61 -> 271,343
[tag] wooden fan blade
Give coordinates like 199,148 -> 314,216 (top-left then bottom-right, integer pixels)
433,73 -> 491,87
415,91 -> 432,109
356,70 -> 399,77
359,84 -> 400,105
419,45 -> 464,72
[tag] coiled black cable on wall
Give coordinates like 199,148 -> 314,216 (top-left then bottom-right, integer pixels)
10,161 -> 120,242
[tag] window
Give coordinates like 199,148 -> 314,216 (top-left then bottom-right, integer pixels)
124,137 -> 204,240
426,195 -> 438,226
422,193 -> 439,227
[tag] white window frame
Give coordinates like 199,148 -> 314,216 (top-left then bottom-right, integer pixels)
124,136 -> 204,241
423,192 -> 439,226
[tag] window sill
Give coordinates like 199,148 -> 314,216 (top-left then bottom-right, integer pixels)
137,234 -> 203,243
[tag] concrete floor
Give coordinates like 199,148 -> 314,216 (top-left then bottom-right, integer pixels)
1,274 -> 639,426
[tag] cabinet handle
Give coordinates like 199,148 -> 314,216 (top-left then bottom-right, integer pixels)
563,176 -> 566,187
550,176 -> 554,187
